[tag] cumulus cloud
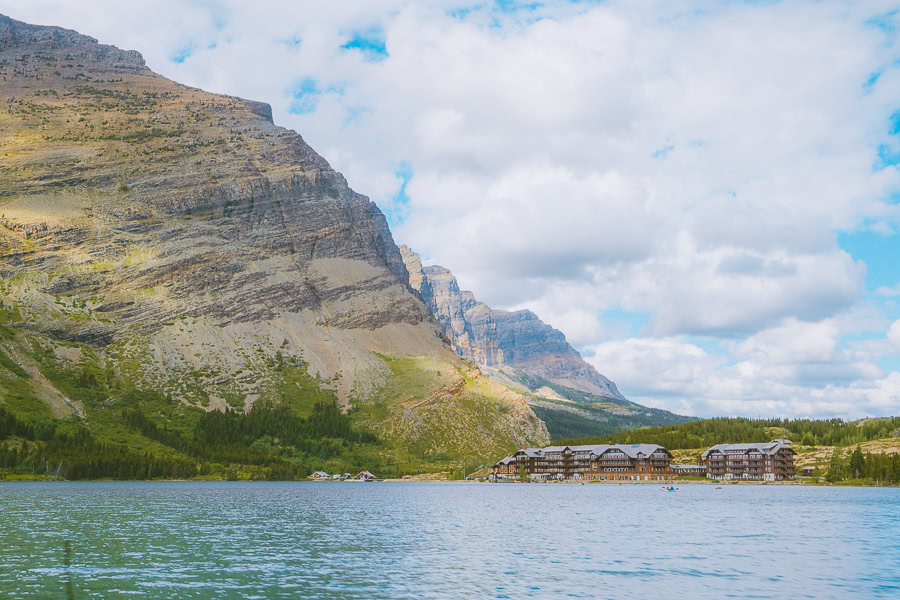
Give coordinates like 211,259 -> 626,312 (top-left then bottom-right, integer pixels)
585,316 -> 896,418
888,320 -> 900,350
5,0 -> 900,417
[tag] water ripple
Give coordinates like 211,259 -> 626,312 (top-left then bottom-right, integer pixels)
1,482 -> 898,599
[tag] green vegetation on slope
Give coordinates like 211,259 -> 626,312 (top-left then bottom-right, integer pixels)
0,328 -> 542,479
0,396 -> 386,480
532,400 -> 691,440
0,327 -> 393,480
558,417 -> 900,450
349,355 -> 545,477
510,375 -> 692,440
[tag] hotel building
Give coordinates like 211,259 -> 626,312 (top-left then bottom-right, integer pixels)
701,439 -> 794,481
492,444 -> 675,481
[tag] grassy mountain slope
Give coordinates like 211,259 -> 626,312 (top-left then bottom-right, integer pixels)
487,369 -> 692,439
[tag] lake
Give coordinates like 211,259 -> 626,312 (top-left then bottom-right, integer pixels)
1,481 -> 898,599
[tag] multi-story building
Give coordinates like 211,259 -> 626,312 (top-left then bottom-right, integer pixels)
701,439 -> 794,481
492,444 -> 675,481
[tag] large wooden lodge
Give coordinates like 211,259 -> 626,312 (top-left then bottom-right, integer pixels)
493,444 -> 676,481
493,439 -> 796,482
701,439 -> 795,481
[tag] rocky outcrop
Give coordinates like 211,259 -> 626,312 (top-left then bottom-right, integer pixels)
400,246 -> 502,366
399,246 -> 625,401
492,310 -> 625,400
0,15 -> 549,458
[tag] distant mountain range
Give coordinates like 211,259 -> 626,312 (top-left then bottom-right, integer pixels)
399,246 -> 692,438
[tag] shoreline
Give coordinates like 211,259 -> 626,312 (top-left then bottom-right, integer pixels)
1,476 -> 896,488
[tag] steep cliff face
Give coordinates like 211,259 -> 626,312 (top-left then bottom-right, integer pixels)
492,310 -> 624,400
0,15 -> 548,464
400,246 -> 502,366
397,246 -> 692,439
400,245 -> 623,400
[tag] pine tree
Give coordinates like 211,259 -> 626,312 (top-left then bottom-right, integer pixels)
826,448 -> 844,482
849,446 -> 864,479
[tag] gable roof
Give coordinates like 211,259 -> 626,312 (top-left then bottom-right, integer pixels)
701,439 -> 793,458
510,444 -> 671,461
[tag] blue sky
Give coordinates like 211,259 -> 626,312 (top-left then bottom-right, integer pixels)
7,0 -> 900,419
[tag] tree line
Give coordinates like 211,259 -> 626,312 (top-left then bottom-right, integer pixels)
0,417 -> 197,480
824,446 -> 900,484
0,400 -> 380,480
558,417 -> 900,450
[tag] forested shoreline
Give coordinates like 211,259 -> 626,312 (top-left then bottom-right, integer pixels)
4,408 -> 900,482
0,402 -> 382,481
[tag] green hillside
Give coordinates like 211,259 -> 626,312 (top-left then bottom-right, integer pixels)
0,324 -> 545,480
507,374 -> 693,440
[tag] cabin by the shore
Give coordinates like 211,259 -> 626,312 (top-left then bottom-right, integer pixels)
355,471 -> 376,480
311,471 -> 330,479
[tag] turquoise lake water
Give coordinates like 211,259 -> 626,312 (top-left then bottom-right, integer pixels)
1,481 -> 898,599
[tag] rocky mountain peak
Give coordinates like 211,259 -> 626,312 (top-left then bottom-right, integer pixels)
399,246 -> 626,401
0,14 -> 145,66
399,246 -> 503,366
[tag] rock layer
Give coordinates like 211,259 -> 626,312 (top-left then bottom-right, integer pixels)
400,246 -> 503,366
399,246 -> 625,401
492,310 -> 624,400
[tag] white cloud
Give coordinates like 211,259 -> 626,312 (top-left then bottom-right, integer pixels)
4,0 -> 900,417
888,320 -> 900,350
876,283 -> 900,297
585,316 -> 896,418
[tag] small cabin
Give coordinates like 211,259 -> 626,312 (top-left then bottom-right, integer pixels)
355,471 -> 376,480
311,471 -> 330,479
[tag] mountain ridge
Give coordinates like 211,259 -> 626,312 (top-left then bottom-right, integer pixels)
398,245 -> 693,439
0,14 -> 549,477
399,244 -> 624,399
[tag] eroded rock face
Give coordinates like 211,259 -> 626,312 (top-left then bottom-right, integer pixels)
0,18 -> 429,337
0,15 -> 551,455
492,310 -> 625,400
400,246 -> 502,366
0,14 -> 441,402
399,246 -> 625,401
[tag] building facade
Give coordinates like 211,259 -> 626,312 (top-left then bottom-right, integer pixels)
671,464 -> 707,477
702,439 -> 794,481
493,444 -> 675,481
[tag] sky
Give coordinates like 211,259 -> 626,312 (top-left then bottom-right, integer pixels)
4,0 -> 900,419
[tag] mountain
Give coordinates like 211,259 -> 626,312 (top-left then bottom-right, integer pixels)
0,15 -> 548,479
399,245 -> 692,438
399,245 -> 622,399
